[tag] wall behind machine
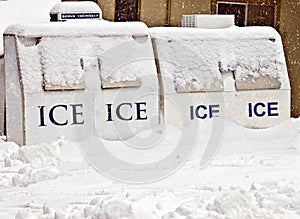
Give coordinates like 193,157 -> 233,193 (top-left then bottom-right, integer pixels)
97,0 -> 211,27
280,0 -> 300,117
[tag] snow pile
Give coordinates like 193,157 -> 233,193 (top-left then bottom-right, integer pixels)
17,39 -> 43,93
0,119 -> 299,218
98,35 -> 152,88
0,0 -> 60,54
102,62 -> 142,86
235,57 -> 279,80
235,57 -> 281,90
166,181 -> 300,218
8,142 -> 62,167
12,166 -> 59,187
13,181 -> 300,219
13,194 -> 159,218
0,141 -> 62,188
155,42 -> 224,93
40,37 -> 85,90
84,199 -> 157,219
207,190 -> 264,218
50,1 -> 101,14
207,181 -> 300,218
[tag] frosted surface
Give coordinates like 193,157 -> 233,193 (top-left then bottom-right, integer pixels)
151,26 -> 288,92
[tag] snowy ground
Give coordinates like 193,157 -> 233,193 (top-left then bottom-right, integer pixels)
0,119 -> 300,219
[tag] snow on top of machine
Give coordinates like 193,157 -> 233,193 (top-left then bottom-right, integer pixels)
50,1 -> 101,14
150,26 -> 280,41
150,26 -> 289,92
4,13 -> 290,93
4,21 -> 148,37
7,21 -> 152,93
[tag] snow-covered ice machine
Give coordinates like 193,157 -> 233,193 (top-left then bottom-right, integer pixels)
4,21 -> 159,145
3,11 -> 290,145
151,16 -> 290,128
